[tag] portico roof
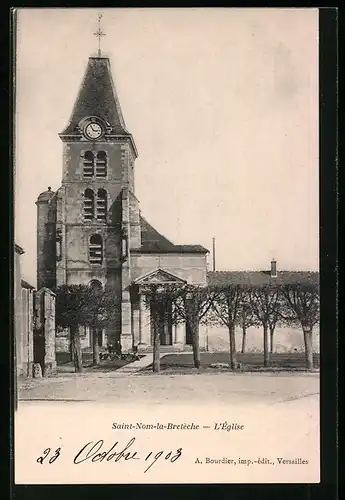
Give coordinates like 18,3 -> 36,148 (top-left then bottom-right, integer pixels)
133,268 -> 187,286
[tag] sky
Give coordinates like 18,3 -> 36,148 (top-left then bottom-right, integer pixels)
15,8 -> 319,285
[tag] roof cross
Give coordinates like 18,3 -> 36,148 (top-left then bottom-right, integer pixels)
94,13 -> 106,57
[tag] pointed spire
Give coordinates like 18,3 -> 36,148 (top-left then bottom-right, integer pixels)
60,56 -> 132,139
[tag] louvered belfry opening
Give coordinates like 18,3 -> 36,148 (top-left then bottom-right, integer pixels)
83,189 -> 94,221
83,151 -> 94,178
96,188 -> 107,222
89,234 -> 103,264
95,151 -> 107,178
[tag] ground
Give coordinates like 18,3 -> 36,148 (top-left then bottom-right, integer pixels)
147,352 -> 320,372
19,371 -> 319,406
18,351 -> 319,407
56,351 -> 320,374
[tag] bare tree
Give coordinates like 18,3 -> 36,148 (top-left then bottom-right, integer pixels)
143,284 -> 179,373
210,284 -> 246,369
55,284 -> 119,371
87,282 -> 105,366
238,296 -> 258,354
248,285 -> 280,367
55,285 -> 91,373
280,282 -> 319,370
267,293 -> 285,355
174,285 -> 214,369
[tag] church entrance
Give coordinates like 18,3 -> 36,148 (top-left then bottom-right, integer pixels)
150,302 -> 173,346
91,328 -> 103,347
185,321 -> 193,345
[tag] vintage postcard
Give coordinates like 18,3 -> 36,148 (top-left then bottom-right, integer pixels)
14,8 -> 320,484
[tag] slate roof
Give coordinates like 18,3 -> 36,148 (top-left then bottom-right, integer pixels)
131,216 -> 209,254
37,187 -> 55,202
207,271 -> 319,287
21,279 -> 35,290
60,57 -> 130,137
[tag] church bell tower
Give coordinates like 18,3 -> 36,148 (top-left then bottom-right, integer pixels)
55,52 -> 139,349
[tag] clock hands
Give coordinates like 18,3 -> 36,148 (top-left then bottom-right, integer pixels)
84,122 -> 102,139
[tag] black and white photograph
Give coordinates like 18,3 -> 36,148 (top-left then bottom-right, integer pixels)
14,8 -> 320,484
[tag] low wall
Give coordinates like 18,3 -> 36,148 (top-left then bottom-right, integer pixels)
200,324 -> 320,353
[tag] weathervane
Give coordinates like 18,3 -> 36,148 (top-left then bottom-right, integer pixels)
94,13 -> 106,57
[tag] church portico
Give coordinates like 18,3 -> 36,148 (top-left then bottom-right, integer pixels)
131,269 -> 188,352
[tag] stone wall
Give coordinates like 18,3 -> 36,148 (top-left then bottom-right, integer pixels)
14,246 -> 36,378
203,324 -> 320,353
19,285 -> 35,376
34,288 -> 57,376
14,247 -> 22,378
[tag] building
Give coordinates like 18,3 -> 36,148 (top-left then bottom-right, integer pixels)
14,244 -> 35,377
207,260 -> 320,353
36,55 -> 209,353
36,54 -> 319,356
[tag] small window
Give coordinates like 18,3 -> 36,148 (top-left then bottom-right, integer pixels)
56,229 -> 62,260
95,151 -> 107,178
96,188 -> 107,222
83,189 -> 94,221
89,234 -> 103,265
83,151 -> 94,178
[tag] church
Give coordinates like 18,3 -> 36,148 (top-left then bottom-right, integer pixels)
36,54 -> 209,353
35,48 -> 319,357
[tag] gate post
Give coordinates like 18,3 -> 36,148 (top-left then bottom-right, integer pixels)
34,288 -> 57,376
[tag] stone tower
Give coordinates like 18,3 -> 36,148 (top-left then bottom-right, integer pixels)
36,56 -> 140,348
36,186 -> 57,290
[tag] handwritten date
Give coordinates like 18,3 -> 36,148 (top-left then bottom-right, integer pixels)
37,447 -> 61,464
37,438 -> 182,473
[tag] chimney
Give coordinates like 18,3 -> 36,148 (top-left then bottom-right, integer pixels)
270,258 -> 277,278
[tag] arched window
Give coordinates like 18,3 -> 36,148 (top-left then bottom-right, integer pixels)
56,228 -> 62,260
96,189 -> 107,222
83,151 -> 94,178
83,189 -> 94,221
95,151 -> 107,178
89,279 -> 103,291
89,234 -> 103,264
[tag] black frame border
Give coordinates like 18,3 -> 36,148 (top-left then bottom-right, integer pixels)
4,6 -> 338,500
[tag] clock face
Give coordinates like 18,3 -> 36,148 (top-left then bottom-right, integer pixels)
84,122 -> 103,140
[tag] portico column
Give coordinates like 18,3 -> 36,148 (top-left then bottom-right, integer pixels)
174,321 -> 185,346
139,293 -> 151,346
132,296 -> 140,348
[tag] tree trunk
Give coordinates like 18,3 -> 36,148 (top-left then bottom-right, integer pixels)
185,295 -> 201,369
191,317 -> 201,369
269,326 -> 275,355
263,324 -> 270,367
70,325 -> 83,373
152,309 -> 160,373
229,323 -> 237,370
92,328 -> 100,366
69,334 -> 74,363
241,325 -> 247,354
303,327 -> 313,370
